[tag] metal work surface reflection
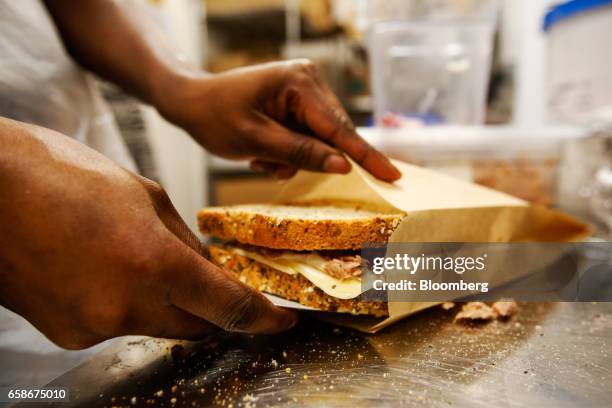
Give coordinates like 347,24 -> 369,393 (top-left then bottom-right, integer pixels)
18,302 -> 612,407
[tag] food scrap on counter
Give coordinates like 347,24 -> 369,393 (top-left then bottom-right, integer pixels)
441,302 -> 455,310
452,300 -> 518,323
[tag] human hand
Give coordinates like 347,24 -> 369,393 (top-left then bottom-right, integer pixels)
158,60 -> 401,181
0,118 -> 296,349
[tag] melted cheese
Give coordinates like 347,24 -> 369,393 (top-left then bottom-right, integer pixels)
226,247 -> 363,300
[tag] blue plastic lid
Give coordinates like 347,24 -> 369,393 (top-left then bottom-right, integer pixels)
543,0 -> 612,31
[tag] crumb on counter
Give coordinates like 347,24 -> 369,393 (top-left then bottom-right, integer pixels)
492,300 -> 518,318
454,302 -> 497,322
453,300 -> 518,323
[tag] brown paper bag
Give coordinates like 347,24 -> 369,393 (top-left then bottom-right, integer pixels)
268,159 -> 590,333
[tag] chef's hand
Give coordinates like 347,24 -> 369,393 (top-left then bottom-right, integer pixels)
157,60 -> 401,181
0,118 -> 297,349
44,1 -> 399,181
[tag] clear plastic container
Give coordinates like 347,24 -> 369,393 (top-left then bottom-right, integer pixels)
545,0 -> 612,124
369,20 -> 494,126
356,0 -> 500,31
360,126 -> 587,207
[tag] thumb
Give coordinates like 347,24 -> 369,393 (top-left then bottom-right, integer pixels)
161,236 -> 298,334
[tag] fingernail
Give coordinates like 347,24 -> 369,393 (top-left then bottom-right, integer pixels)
389,163 -> 402,180
324,155 -> 351,174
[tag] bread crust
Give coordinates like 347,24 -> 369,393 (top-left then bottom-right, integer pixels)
209,246 -> 388,317
198,206 -> 403,250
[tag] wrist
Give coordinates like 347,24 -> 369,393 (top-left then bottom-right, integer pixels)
150,66 -> 213,128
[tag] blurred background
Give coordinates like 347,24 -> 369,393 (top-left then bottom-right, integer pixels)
1,0 -> 612,390
111,0 -> 612,238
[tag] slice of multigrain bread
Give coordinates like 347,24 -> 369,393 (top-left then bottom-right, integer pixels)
198,204 -> 405,250
209,246 -> 388,317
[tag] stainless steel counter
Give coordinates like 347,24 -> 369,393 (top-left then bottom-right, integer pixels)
18,302 -> 612,407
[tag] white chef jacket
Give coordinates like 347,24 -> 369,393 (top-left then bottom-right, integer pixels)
0,0 -> 137,387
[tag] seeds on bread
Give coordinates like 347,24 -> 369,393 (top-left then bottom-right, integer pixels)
198,204 -> 405,251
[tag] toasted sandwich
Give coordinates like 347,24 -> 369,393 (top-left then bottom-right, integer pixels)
198,204 -> 405,317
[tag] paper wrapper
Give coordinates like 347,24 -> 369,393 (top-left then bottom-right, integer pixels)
268,159 -> 590,333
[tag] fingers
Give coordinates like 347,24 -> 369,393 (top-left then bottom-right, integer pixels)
301,89 -> 401,182
250,160 -> 297,179
282,61 -> 401,182
162,237 -> 298,334
134,175 -> 297,335
254,121 -> 352,175
138,176 -> 298,335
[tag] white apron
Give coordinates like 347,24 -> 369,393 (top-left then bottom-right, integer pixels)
0,0 -> 136,387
